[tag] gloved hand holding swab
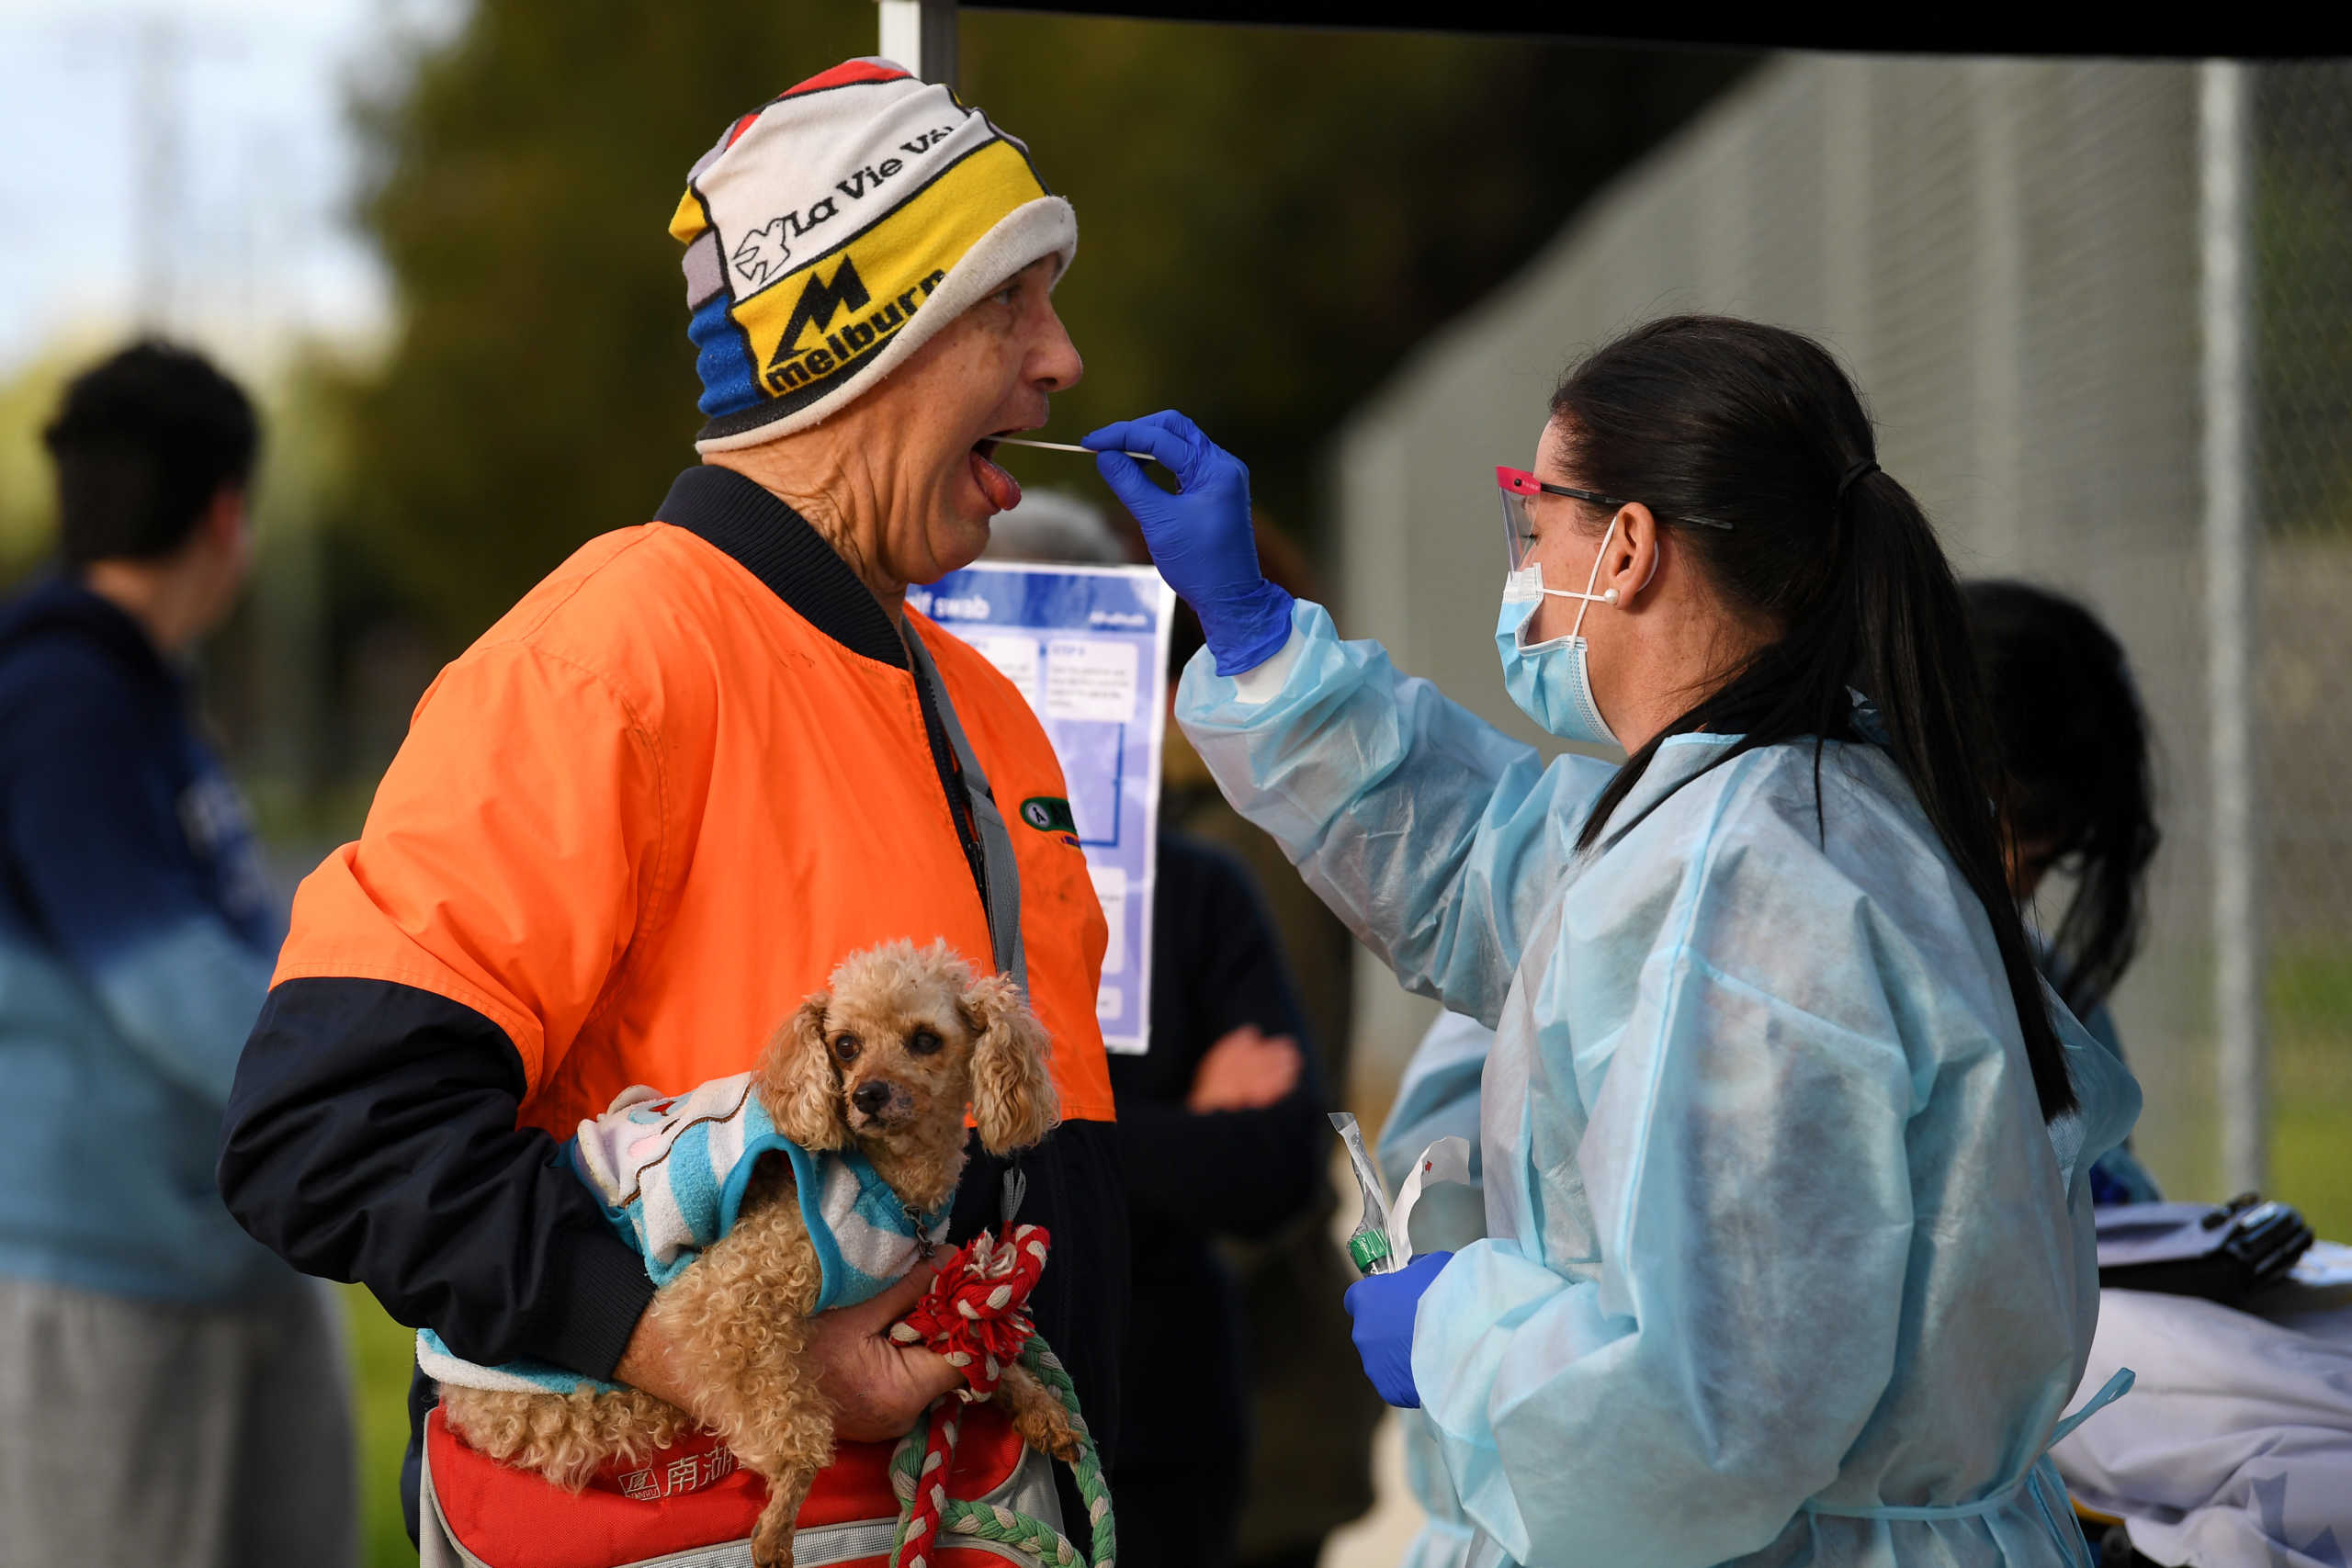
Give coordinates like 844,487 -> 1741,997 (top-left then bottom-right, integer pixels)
1084,411 -> 1297,674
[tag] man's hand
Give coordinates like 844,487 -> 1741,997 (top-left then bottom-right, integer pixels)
1187,1024 -> 1303,1113
806,1267 -> 967,1440
613,1264 -> 965,1442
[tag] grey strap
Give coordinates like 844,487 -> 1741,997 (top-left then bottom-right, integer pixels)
904,628 -> 1029,996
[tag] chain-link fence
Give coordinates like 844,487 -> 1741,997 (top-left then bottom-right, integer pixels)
1332,54 -> 2352,1231
2250,63 -> 2352,1234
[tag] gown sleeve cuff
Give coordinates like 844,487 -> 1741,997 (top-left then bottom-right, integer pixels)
1178,598 -> 1330,726
1409,1237 -> 1597,1451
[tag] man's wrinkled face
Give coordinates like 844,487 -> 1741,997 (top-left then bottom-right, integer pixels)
869,256 -> 1082,586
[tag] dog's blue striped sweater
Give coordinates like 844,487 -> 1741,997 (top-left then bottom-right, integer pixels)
420,1075 -> 949,1395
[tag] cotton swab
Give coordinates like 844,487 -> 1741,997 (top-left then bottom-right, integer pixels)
992,435 -> 1162,464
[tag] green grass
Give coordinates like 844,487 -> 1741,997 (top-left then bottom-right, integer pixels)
343,1285 -> 422,1567
2267,945 -> 2352,1242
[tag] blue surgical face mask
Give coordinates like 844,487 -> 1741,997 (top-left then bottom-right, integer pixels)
1493,514 -> 1628,747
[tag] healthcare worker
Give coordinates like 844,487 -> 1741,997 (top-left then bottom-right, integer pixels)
1084,315 -> 2142,1568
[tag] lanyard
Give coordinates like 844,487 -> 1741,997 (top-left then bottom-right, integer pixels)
903,626 -> 1028,997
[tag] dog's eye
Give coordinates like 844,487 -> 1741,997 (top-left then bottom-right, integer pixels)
832,1033 -> 861,1063
907,1028 -> 944,1056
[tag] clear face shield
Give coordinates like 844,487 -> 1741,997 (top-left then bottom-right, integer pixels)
1494,464 -> 1736,580
1495,466 -> 1627,634
1498,465 -> 1550,576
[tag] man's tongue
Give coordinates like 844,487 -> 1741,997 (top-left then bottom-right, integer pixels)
970,447 -> 1023,513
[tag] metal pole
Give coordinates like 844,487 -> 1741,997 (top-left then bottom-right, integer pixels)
877,0 -> 958,90
1970,60 -> 2027,565
132,14 -> 180,332
2200,61 -> 2265,1196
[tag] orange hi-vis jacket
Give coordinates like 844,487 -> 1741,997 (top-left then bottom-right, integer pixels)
217,467 -> 1127,1545
277,485 -> 1114,1139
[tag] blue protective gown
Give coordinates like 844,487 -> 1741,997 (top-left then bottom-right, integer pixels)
1178,602 -> 2142,1568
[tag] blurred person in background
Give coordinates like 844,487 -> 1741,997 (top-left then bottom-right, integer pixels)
218,62 -> 1125,1558
1967,579 -> 2165,1207
0,342 -> 356,1567
984,491 -> 1354,1568
1968,583 -> 2352,1568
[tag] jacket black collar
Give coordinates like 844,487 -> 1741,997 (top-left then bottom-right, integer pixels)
654,466 -> 908,670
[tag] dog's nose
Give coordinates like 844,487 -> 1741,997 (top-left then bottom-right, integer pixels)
852,1081 -> 893,1118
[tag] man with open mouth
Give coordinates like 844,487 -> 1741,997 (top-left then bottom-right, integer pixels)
220,56 -> 1126,1564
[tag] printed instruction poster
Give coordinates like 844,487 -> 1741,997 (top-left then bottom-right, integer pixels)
914,562 -> 1175,1055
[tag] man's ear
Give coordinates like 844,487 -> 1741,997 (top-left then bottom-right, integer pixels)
762,995 -> 846,1150
962,974 -> 1058,1155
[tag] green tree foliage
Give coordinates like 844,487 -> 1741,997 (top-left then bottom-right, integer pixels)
342,4 -> 1748,645
0,350 -> 76,585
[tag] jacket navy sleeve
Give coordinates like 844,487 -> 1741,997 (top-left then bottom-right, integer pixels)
0,640 -> 277,1105
219,977 -> 656,1378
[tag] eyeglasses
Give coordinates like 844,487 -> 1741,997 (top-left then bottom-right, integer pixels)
1495,465 -> 1733,577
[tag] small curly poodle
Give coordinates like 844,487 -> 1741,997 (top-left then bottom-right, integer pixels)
438,939 -> 1071,1568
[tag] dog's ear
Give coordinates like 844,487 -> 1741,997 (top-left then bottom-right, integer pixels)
762,994 -> 846,1151
963,974 -> 1058,1155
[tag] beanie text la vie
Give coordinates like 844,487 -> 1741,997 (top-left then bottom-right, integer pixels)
672,59 -> 1078,452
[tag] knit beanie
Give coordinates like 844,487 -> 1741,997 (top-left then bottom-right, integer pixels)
671,59 -> 1078,452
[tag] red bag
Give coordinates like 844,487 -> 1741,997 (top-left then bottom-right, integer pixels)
418,1399 -> 1057,1568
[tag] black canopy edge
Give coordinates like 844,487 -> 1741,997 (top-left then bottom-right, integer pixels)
958,5 -> 2348,62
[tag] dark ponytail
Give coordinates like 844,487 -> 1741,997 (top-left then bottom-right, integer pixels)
1964,581 -> 2160,1019
1553,316 -> 2076,1121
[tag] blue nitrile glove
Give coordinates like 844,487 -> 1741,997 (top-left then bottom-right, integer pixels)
1083,411 -> 1295,675
1342,1249 -> 1452,1409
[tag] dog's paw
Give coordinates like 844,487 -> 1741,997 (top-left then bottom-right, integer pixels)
1042,1422 -> 1085,1466
749,1518 -> 795,1568
1012,1400 -> 1085,1466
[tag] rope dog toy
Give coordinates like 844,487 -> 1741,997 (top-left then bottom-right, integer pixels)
885,1225 -> 1115,1568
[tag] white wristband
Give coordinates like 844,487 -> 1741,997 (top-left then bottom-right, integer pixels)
1229,626 -> 1303,705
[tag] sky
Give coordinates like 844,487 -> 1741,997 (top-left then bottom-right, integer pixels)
0,0 -> 462,377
